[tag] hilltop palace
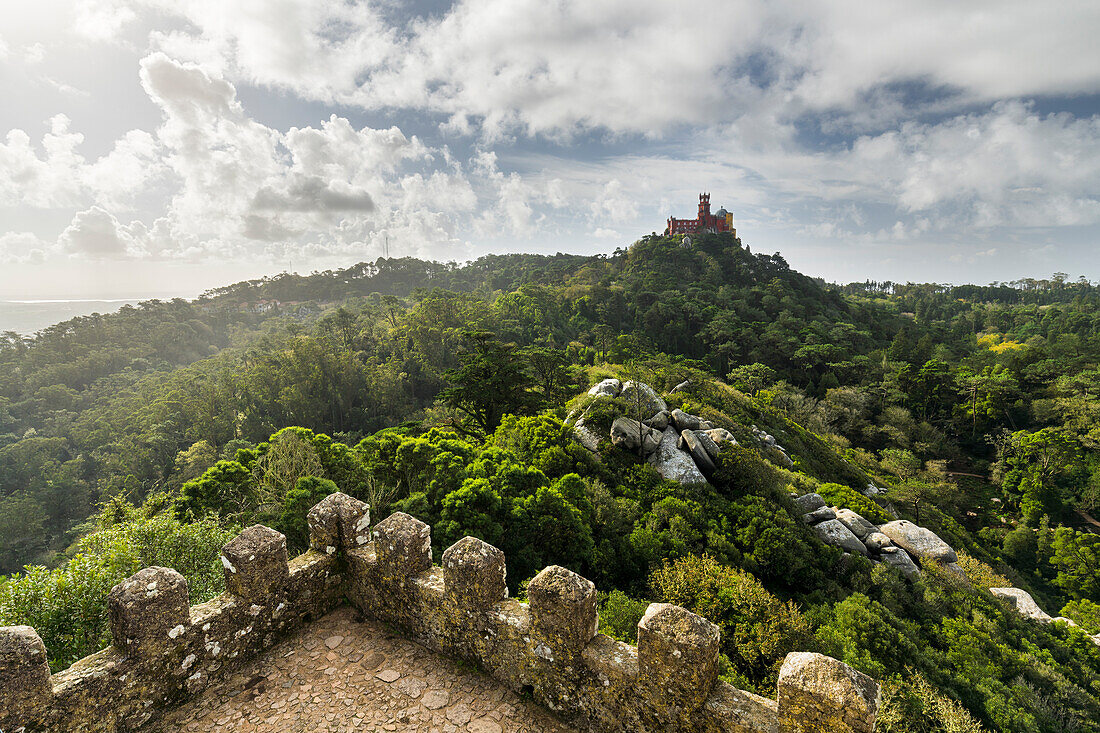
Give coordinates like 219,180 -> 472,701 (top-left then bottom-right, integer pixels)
665,193 -> 735,236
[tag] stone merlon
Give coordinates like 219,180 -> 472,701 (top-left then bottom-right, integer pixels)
0,492 -> 880,733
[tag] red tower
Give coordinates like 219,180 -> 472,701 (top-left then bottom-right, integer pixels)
665,193 -> 733,236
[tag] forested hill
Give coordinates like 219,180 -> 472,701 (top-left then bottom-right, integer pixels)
5,230 -> 1100,730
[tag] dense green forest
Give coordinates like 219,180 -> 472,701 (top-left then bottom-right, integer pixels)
3,232 -> 1100,731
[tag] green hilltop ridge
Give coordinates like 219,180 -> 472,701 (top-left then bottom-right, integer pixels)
2,231 -> 1100,731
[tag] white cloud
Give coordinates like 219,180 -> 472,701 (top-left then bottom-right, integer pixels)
73,0 -> 137,42
0,232 -> 53,264
65,0 -> 1096,141
59,206 -> 142,257
2,2 -> 1100,282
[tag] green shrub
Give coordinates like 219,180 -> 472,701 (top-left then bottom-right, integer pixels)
598,589 -> 649,644
817,482 -> 891,524
1,510 -> 236,670
649,554 -> 812,694
1061,598 -> 1100,635
877,672 -> 987,732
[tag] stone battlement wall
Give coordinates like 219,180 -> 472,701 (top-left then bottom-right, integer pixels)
2,493 -> 880,733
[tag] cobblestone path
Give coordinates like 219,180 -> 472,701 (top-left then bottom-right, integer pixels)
154,605 -> 576,733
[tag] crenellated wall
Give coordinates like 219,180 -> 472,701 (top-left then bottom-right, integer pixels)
1,493 -> 880,733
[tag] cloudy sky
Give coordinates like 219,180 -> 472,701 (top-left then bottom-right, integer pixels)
1,0 -> 1099,299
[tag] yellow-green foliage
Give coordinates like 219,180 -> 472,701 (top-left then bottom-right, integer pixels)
877,672 -> 986,733
817,482 -> 891,524
0,508 -> 237,670
954,551 -> 1011,591
1061,598 -> 1100,635
649,554 -> 811,694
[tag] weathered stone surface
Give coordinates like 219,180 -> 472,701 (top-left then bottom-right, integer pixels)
648,427 -> 708,485
307,492 -> 371,552
638,603 -> 720,714
573,419 -> 602,452
802,506 -> 836,525
680,429 -> 717,474
777,652 -> 879,733
610,416 -> 661,455
588,378 -> 622,397
880,520 -> 958,563
442,536 -> 507,610
108,566 -> 191,659
620,380 -> 667,416
705,427 -> 737,446
221,524 -> 289,601
671,408 -> 702,432
879,546 -> 920,579
834,508 -> 876,539
528,565 -> 598,659
863,532 -> 893,552
18,496 -> 881,733
671,379 -> 691,393
373,511 -> 433,578
699,681 -> 779,733
693,430 -> 722,461
644,409 -> 670,431
812,519 -> 869,556
0,625 -> 53,729
990,587 -> 1053,623
794,493 -> 826,514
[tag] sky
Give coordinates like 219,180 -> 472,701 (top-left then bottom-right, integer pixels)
1,1 -> 1099,299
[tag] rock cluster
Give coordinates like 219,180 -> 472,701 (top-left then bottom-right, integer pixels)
794,494 -> 973,580
751,425 -> 794,467
990,587 -> 1100,646
572,380 -> 740,485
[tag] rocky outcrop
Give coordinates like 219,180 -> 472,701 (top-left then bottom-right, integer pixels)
611,417 -> 661,455
705,427 -> 737,446
990,587 -> 1100,647
648,427 -> 708,485
879,521 -> 958,564
794,493 -> 826,514
812,519 -> 869,556
620,380 -> 667,416
834,509 -> 876,540
577,380 -> 730,483
672,408 -> 703,432
751,425 -> 794,467
878,547 -> 919,579
863,532 -> 893,553
679,430 -> 717,474
794,495 -> 934,576
989,587 -> 1053,624
692,430 -> 722,462
802,506 -> 837,525
643,410 -> 670,431
588,378 -> 622,398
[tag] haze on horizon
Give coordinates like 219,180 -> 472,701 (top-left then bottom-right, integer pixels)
1,0 -> 1100,300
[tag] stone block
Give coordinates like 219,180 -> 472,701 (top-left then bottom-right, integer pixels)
527,565 -> 598,660
777,652 -> 879,733
442,536 -> 507,610
794,493 -> 826,514
307,492 -> 371,553
373,511 -> 433,578
638,603 -> 720,714
108,566 -> 191,660
221,524 -> 289,601
0,625 -> 53,726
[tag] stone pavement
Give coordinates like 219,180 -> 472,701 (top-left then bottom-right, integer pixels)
154,605 -> 576,733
